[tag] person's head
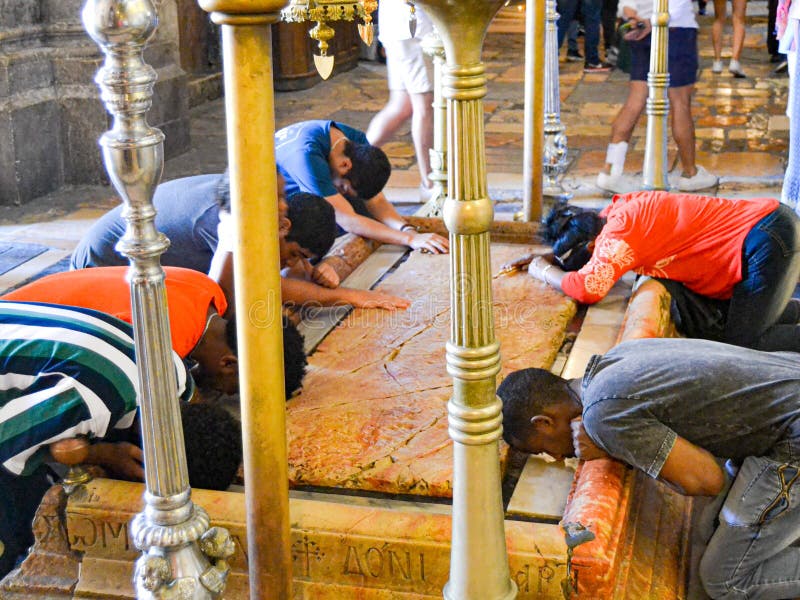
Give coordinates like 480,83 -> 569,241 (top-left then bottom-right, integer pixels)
285,193 -> 336,262
496,368 -> 582,460
543,204 -> 605,271
180,402 -> 242,490
329,139 -> 391,200
189,314 -> 307,398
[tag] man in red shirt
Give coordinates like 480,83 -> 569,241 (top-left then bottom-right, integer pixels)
505,191 -> 800,351
1,267 -> 307,398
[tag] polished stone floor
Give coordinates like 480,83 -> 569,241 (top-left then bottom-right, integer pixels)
0,0 -> 788,288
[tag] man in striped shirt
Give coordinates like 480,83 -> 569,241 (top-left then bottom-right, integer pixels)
0,300 -> 241,578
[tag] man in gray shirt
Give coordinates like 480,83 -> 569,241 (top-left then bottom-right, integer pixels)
498,337 -> 800,600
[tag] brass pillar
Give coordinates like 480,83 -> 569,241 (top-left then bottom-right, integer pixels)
413,1 -> 517,597
542,0 -> 571,202
421,30 -> 448,216
198,2 -> 291,598
522,0 -> 545,221
82,1 -> 232,597
643,0 -> 669,190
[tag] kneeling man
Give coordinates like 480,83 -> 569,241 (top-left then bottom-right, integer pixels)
498,337 -> 800,600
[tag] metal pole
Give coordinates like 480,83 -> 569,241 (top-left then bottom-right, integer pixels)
542,0 -> 571,202
198,2 -> 292,597
643,0 -> 669,190
414,0 -> 517,597
82,1 -> 232,597
522,0 -> 546,221
421,30 -> 448,216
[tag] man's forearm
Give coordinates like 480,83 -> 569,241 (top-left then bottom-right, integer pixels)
336,212 -> 412,246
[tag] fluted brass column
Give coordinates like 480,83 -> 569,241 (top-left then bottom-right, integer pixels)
643,0 -> 669,190
522,0 -> 545,221
421,30 -> 447,216
198,2 -> 291,598
413,1 -> 517,598
82,1 -> 232,597
542,0 -> 571,201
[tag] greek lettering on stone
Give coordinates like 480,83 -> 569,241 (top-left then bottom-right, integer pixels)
33,512 -> 68,545
101,520 -> 129,551
68,516 -> 98,548
341,543 -> 426,583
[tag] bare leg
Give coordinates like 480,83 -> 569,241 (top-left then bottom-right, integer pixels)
601,81 -> 647,174
730,0 -> 747,62
366,89 -> 413,147
712,0 -> 727,62
669,84 -> 697,177
409,91 -> 434,188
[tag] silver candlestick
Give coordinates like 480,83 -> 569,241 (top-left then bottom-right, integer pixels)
81,1 -> 232,597
543,0 -> 571,201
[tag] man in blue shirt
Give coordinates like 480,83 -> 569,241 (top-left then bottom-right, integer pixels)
275,120 -> 448,254
498,337 -> 800,600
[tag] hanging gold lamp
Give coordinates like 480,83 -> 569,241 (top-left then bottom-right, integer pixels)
281,0 -> 378,79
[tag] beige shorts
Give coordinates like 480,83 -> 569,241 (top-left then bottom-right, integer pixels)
383,37 -> 433,95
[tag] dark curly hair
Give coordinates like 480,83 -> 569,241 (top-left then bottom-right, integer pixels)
224,315 -> 307,397
180,402 -> 242,490
343,141 -> 391,200
282,317 -> 307,397
543,204 -> 605,271
286,193 -> 336,259
496,368 -> 569,448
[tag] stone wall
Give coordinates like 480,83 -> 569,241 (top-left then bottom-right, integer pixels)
0,0 -> 189,206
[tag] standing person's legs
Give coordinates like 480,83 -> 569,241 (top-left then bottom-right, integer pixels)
725,204 -> 800,351
700,456 -> 800,600
581,0 -> 604,65
602,0 -> 619,57
726,0 -> 748,77
366,90 -> 413,146
711,0 -> 727,69
366,35 -> 434,189
557,0 -> 580,48
768,0 -> 780,58
408,91 -> 433,189
669,85 -> 698,176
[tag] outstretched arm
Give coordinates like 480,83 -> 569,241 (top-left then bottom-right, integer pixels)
326,192 -> 449,254
281,276 -> 410,310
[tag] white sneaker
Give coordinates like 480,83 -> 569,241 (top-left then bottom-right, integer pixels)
711,60 -> 723,74
596,171 -> 628,193
728,60 -> 747,78
677,166 -> 718,192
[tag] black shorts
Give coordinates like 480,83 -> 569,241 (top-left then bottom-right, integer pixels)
629,27 -> 698,88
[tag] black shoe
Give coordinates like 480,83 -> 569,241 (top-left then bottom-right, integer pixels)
584,61 -> 613,72
774,60 -> 789,74
770,54 -> 784,63
567,50 -> 584,62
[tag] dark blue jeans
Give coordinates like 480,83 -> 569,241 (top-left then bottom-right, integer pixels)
725,203 -> 800,351
557,0 -> 603,64
0,466 -> 52,578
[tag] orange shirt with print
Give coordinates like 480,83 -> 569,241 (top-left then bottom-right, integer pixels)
561,191 -> 779,304
2,266 -> 227,358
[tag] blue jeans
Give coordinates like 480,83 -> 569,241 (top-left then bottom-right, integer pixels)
725,203 -> 800,351
700,456 -> 800,599
557,0 -> 603,64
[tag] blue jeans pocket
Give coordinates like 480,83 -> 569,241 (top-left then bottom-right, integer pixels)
720,457 -> 799,527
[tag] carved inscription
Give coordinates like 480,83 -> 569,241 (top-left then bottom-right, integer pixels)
512,560 -> 567,597
342,543 -> 426,584
66,517 -> 132,554
32,512 -> 69,547
292,534 -> 325,578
